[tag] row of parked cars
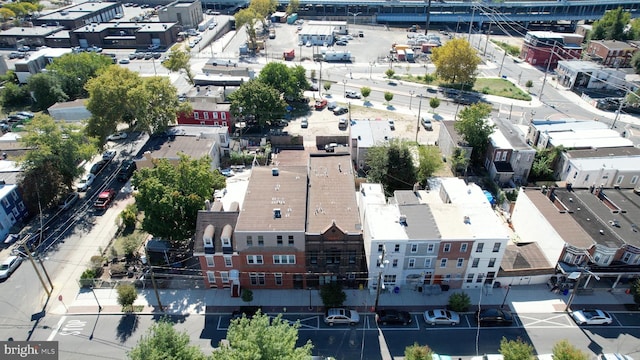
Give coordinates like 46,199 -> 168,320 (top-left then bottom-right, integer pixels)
313,99 -> 349,115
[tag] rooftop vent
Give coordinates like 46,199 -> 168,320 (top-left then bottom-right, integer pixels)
463,216 -> 471,224
272,167 -> 279,176
273,208 -> 282,218
399,214 -> 407,225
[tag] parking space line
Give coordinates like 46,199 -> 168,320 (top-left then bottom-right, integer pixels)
47,316 -> 66,341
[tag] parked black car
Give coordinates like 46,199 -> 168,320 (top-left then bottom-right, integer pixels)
475,308 -> 513,326
375,309 -> 412,325
231,306 -> 263,320
117,160 -> 137,181
90,160 -> 108,175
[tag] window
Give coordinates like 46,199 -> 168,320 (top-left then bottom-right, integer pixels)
411,244 -> 418,253
394,244 -> 400,252
277,236 -> 283,246
348,251 -> 356,264
204,112 -> 209,120
424,258 -> 432,267
220,271 -> 229,283
392,259 -> 398,268
224,256 -> 232,267
495,150 -> 501,161
472,258 -> 479,268
288,236 -> 294,246
501,151 -> 507,161
456,258 -> 464,268
11,208 -> 18,218
326,251 -> 340,265
476,273 -> 484,283
250,273 -> 258,285
476,243 -> 484,253
616,175 -> 624,184
309,251 -> 318,264
622,252 -> 632,263
207,271 -> 216,284
247,255 -> 263,264
460,243 -> 468,252
378,244 -> 384,252
383,274 -> 397,285
11,191 -> 17,201
273,255 -> 296,264
274,273 -> 283,286
631,176 -> 638,185
440,258 -> 448,268
258,236 -> 264,246
443,243 -> 451,252
492,242 -> 501,253
427,244 -> 435,253
1,198 -> 8,208
585,174 -> 590,182
488,258 -> 496,267
408,258 -> 415,268
205,255 -> 214,267
246,236 -> 253,246
466,273 -> 474,283
257,273 -> 265,285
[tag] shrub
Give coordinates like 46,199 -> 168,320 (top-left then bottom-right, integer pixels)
117,284 -> 138,312
447,291 -> 471,312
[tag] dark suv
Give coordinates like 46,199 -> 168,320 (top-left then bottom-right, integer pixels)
117,160 -> 137,181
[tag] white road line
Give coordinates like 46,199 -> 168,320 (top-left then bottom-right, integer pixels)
47,316 -> 66,341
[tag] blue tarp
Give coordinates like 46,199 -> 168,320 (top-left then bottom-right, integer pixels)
483,190 -> 496,205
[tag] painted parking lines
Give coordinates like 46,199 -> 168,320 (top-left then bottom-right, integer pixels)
518,313 -> 574,328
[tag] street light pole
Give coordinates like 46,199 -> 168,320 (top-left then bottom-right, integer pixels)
347,11 -> 361,26
500,285 -> 511,308
416,93 -> 424,142
90,286 -> 103,312
343,79 -> 347,97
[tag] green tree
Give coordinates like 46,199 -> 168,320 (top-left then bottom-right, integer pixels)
385,68 -> 395,79
162,45 -> 193,82
432,38 -> 481,86
365,139 -> 416,196
132,155 -> 226,245
120,203 -> 138,230
405,343 -> 433,360
117,284 -> 138,312
1,82 -> 30,109
129,76 -> 190,134
450,148 -> 470,177
384,91 -> 394,106
631,52 -> 640,75
259,62 -> 308,100
630,278 -> 640,308
18,114 -> 98,212
551,339 -> 589,360
47,52 -> 113,99
499,337 -> 535,360
319,282 -> 346,308
429,97 -> 440,113
525,80 -> 534,92
417,145 -> 442,185
128,320 -> 207,360
360,86 -> 371,100
0,8 -> 16,21
85,66 -> 142,140
27,72 -> 68,111
249,0 -> 277,29
323,81 -> 332,94
447,291 -> 471,312
241,289 -> 254,305
628,88 -> 640,106
235,8 -> 259,53
227,80 -> 287,126
529,146 -> 564,182
286,0 -> 299,15
213,312 -> 313,360
590,7 -> 631,41
453,103 -> 494,165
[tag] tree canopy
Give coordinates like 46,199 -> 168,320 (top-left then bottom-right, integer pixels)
128,320 -> 207,360
499,337 -> 535,360
28,72 -> 68,111
85,66 -> 189,140
529,146 -> 564,183
227,79 -> 287,126
590,7 -> 633,41
47,52 -> 114,99
365,139 -> 417,196
416,145 -> 442,186
453,103 -> 494,165
162,45 -> 194,84
551,339 -> 589,360
18,114 -> 98,212
132,154 -> 226,245
431,38 -> 481,86
404,343 -> 433,360
212,311 -> 313,360
258,62 -> 309,100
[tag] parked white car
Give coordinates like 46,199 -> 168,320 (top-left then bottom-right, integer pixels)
423,309 -> 460,325
0,256 -> 22,280
76,173 -> 96,192
107,132 -> 128,141
570,309 -> 613,325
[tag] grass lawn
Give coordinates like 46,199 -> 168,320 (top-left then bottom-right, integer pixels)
401,75 -> 531,101
473,78 -> 531,101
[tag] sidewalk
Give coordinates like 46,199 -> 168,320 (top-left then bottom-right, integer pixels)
57,283 -> 635,316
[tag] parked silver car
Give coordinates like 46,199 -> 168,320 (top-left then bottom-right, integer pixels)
323,308 -> 360,326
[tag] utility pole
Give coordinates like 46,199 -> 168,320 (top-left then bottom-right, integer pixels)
498,49 -> 507,77
416,94 -> 424,142
483,22 -> 492,56
467,5 -> 476,42
539,43 -> 556,100
24,244 -> 52,297
373,246 -> 388,311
